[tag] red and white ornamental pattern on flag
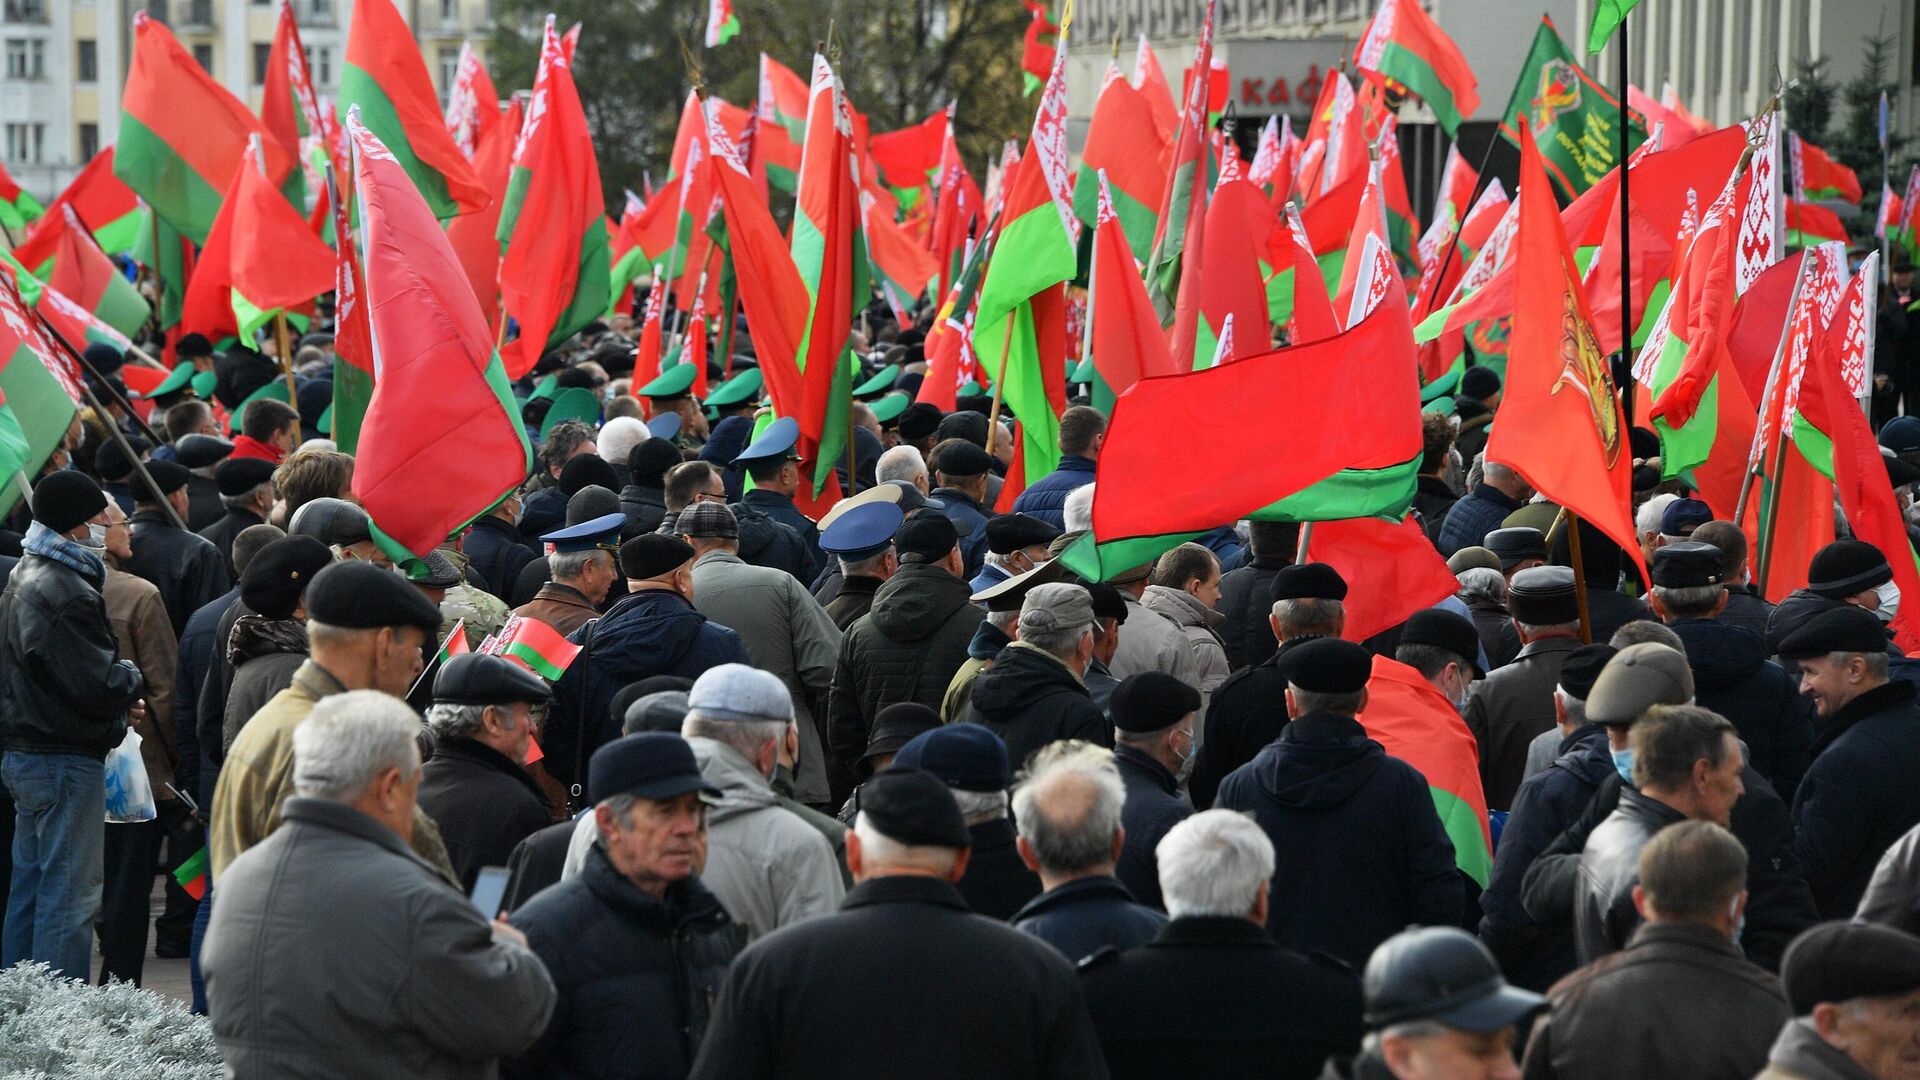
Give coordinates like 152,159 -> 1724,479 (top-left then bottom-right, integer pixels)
1248,115 -> 1285,187
1452,189 -> 1520,300
1346,231 -> 1399,329
1634,162 -> 1742,386
1736,111 -> 1782,296
1772,242 -> 1849,447
0,274 -> 83,405
1319,74 -> 1357,197
1902,165 -> 1920,236
1834,251 -> 1877,398
443,43 -> 489,159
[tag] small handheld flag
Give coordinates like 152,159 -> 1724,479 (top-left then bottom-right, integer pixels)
173,846 -> 209,900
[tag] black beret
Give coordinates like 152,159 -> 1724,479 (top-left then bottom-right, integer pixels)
1781,922 -> 1920,1014
1111,672 -> 1203,733
434,652 -> 553,706
1269,562 -> 1348,603
864,702 -> 942,762
983,513 -> 1061,555
176,333 -> 215,359
588,732 -> 720,804
620,533 -> 695,580
627,437 -> 683,487
1460,365 -> 1501,400
1085,581 -> 1129,623
1508,565 -> 1580,625
1880,415 -> 1920,453
565,485 -> 621,526
1649,540 -> 1725,588
215,457 -> 277,497
935,410 -> 989,448
558,453 -> 621,497
304,559 -> 443,635
1807,539 -> 1893,599
1776,605 -> 1889,660
859,766 -> 971,848
240,535 -> 333,620
93,437 -> 140,482
932,439 -> 995,477
898,402 -> 944,441
1398,609 -> 1483,677
1279,636 -> 1373,695
1556,643 -> 1617,699
30,471 -> 107,533
173,434 -> 235,470
137,459 -> 191,500
83,341 -> 125,376
893,725 -> 1011,791
894,512 -> 959,562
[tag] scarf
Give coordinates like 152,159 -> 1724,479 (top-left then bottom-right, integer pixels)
22,520 -> 105,589
227,615 -> 310,667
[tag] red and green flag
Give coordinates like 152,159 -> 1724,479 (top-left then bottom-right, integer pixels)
705,0 -> 741,48
1298,70 -> 1365,202
1071,64 -> 1171,264
0,159 -> 43,232
436,619 -> 471,664
492,615 -> 582,681
1786,199 -> 1849,248
0,268 -> 80,518
1086,171 -> 1177,410
183,139 -> 335,342
345,106 -> 531,559
443,42 -> 501,160
171,846 -> 209,901
1360,650 -> 1494,885
17,151 -> 142,264
497,17 -> 611,379
1197,172 -> 1275,364
1143,0 -> 1217,372
1789,133 -> 1862,204
1354,0 -> 1481,137
447,97 -> 520,336
863,189 -> 939,327
925,112 -> 980,304
702,101 -> 808,421
328,160 -> 374,456
1496,17 -> 1645,200
30,205 -> 151,343
339,0 -> 488,221
870,107 -> 947,196
260,0 -> 328,210
1276,200 -> 1341,343
754,54 -> 808,193
1021,1 -> 1059,97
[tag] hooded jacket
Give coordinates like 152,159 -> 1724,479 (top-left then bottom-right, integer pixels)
959,641 -> 1109,769
1670,618 -> 1816,802
827,561 -> 984,766
1109,589 -> 1199,687
1215,712 -> 1464,969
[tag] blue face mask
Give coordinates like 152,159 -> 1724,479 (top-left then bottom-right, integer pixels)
1612,747 -> 1636,784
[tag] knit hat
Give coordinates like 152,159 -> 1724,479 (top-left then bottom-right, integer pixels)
30,471 -> 108,533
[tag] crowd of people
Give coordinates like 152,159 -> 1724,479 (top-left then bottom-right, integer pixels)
1,311 -> 1920,1080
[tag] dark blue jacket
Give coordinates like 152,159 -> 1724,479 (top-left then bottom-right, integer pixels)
1794,679 -> 1920,919
547,589 -> 749,792
931,486 -> 990,578
1670,617 -> 1816,803
1216,712 -> 1464,970
740,488 -> 824,581
1217,558 -> 1286,670
516,486 -> 569,543
1009,455 -> 1096,531
1012,876 -> 1165,962
1436,483 -> 1525,557
466,515 -> 540,602
176,586 -> 240,806
1114,744 -> 1192,912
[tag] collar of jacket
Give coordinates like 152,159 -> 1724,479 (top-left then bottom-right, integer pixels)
1470,482 -> 1523,513
533,581 -> 596,609
130,507 -> 184,531
1817,679 -> 1919,755
1114,742 -> 1179,795
1271,635 -> 1332,665
838,575 -> 884,596
1153,915 -> 1275,949
1281,711 -> 1370,745
929,487 -> 982,512
966,618 -> 1012,661
693,550 -> 747,569
231,434 -> 287,464
1621,920 -> 1745,960
222,506 -> 266,527
605,584 -> 694,619
740,488 -> 796,511
21,520 -> 106,588
280,795 -> 420,863
1514,634 -> 1584,662
1011,875 -> 1140,922
1001,639 -> 1086,685
619,484 -> 666,503
1766,1018 -> 1880,1080
886,560 -> 964,590
470,514 -> 521,537
1417,474 -> 1456,496
970,816 -> 1018,854
291,659 -> 351,703
1144,584 -> 1223,630
1056,455 -> 1097,474
1618,785 -> 1689,830
581,841 -> 731,932
431,735 -> 546,797
842,872 -> 971,913
1556,723 -> 1607,756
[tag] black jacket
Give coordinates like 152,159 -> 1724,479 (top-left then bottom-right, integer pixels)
822,574 -> 881,631
465,515 -> 540,602
930,486 -> 990,578
508,845 -> 741,1080
418,736 -> 554,893
1216,557 -> 1286,670
1191,635 -> 1321,809
1412,474 -> 1459,547
1466,597 -> 1523,671
688,875 -> 1109,1080
1114,744 -> 1192,912
1013,876 -> 1165,962
960,642 -> 1110,770
1580,586 -> 1650,645
0,552 -> 143,758
503,820 -> 575,914
1670,618 -> 1816,802
185,473 -> 225,532
1080,916 -> 1365,1080
827,561 -> 985,767
197,507 -> 264,575
175,587 -> 238,805
616,484 -> 668,541
1215,711 -> 1464,970
1793,679 -> 1920,918
739,489 -> 824,581
1719,586 -> 1775,639
123,509 -> 233,637
1463,635 -> 1584,812
958,817 -> 1042,921
1574,788 -> 1685,964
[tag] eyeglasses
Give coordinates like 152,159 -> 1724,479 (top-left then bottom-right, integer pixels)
693,491 -> 728,504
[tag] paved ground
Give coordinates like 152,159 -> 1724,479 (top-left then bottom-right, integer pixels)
121,877 -> 194,1007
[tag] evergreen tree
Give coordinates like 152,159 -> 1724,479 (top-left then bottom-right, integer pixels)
1834,31 -> 1907,222
1784,56 -> 1833,143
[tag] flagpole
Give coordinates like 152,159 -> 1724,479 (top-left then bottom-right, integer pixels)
274,312 -> 299,420
984,313 -> 1017,455
1556,506 -> 1594,644
1881,90 -> 1893,287
1731,255 -> 1807,526
1295,521 -> 1313,565
1615,13 -> 1635,432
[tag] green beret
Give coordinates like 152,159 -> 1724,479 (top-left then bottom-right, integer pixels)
541,387 -> 603,439
636,362 -> 697,400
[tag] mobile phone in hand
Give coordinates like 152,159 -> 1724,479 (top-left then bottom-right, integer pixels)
470,866 -> 511,919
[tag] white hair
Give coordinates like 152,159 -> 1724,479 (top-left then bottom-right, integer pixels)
1063,484 -> 1096,533
551,547 -> 612,582
951,787 -> 1007,824
1554,686 -> 1586,726
293,690 -> 422,802
1637,492 -> 1679,538
425,702 -> 491,740
1011,746 -> 1126,875
1481,461 -> 1522,488
297,438 -> 337,455
1156,809 -> 1275,919
683,713 -> 788,765
876,445 -> 928,486
596,417 -> 651,473
1456,566 -> 1507,605
854,809 -> 961,875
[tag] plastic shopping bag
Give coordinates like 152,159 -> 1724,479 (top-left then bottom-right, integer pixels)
104,727 -> 156,823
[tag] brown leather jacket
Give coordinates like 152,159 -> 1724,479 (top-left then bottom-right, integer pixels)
513,581 -> 600,639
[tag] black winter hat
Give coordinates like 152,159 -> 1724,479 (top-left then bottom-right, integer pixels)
240,535 -> 333,620
434,652 -> 553,706
1807,539 -> 1893,599
1110,672 -> 1202,734
983,513 -> 1060,555
1556,644 -> 1617,700
30,471 -> 108,533
558,453 -> 621,497
137,459 -> 191,501
1397,609 -> 1484,677
173,434 -> 235,470
215,457 -> 278,497
860,766 -> 970,848
1279,637 -> 1373,695
1269,562 -> 1348,603
304,559 -> 443,634
894,512 -> 959,562
627,437 -> 683,488
898,402 -> 944,442
1781,921 -> 1920,1014
620,533 -> 695,580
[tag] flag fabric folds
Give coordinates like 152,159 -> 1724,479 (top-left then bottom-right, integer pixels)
339,0 -> 488,220
1354,0 -> 1481,136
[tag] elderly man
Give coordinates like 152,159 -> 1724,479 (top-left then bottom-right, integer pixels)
0,472 -> 146,981
1453,553 -> 1522,670
1464,565 -> 1586,811
1778,605 -> 1920,919
929,439 -> 996,573
508,733 -> 740,1080
1437,460 -> 1533,557
1523,821 -> 1788,1080
1320,926 -> 1545,1080
1081,810 -> 1364,1080
732,417 -> 826,580
960,582 -> 1109,768
875,444 -> 932,495
943,559 -> 1065,723
1757,921 -> 1920,1080
1193,562 -> 1346,809
1109,672 -> 1199,911
123,458 -> 233,636
659,460 -> 812,584
416,654 -> 556,893
818,501 -> 902,631
203,691 -> 555,1077
970,513 -> 1061,594
515,514 -> 624,637
1010,743 -> 1166,961
688,766 -> 1109,1080
1215,637 -> 1463,971
677,502 -> 841,809
894,725 -> 1041,920
465,490 -> 540,602
199,457 -> 276,573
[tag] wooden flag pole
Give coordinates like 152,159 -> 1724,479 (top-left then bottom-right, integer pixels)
274,311 -> 299,420
984,312 -> 1017,455
1556,507 -> 1593,645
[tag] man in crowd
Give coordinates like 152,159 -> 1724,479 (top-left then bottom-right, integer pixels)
228,398 -> 299,465
1081,809 -> 1363,1079
1010,743 -> 1165,961
1106,561 -> 1199,687
1438,460 -> 1533,557
1110,672 -> 1200,911
203,691 -> 555,1074
1756,921 -> 1920,1080
199,457 -> 276,573
960,582 -> 1109,768
123,458 -> 232,636
1217,520 -> 1298,670
514,514 -> 624,637
1463,566 -> 1585,812
818,501 -> 902,630
969,512 -> 1061,594
1142,543 -> 1230,707
894,725 -> 1040,920
417,654 -> 555,893
466,489 -> 541,602
928,438 -> 996,573
731,417 -> 826,580
618,437 -> 680,539
1011,405 -> 1104,530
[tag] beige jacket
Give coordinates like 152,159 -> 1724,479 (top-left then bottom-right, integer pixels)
103,567 -> 179,799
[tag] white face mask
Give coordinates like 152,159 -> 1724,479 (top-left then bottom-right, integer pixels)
79,523 -> 109,551
1875,579 -> 1901,624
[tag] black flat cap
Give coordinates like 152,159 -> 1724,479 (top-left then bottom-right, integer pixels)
859,766 -> 970,848
983,513 -> 1060,555
1650,540 -> 1725,589
304,559 -> 443,634
1398,609 -> 1483,677
1807,539 -> 1893,599
620,533 -> 695,580
93,437 -> 140,482
1485,527 -> 1548,570
864,702 -> 942,763
240,535 -> 333,620
138,459 -> 191,500
176,333 -> 215,359
173,434 -> 235,470
1556,643 -> 1617,700
1085,581 -> 1128,623
932,439 -> 995,478
1782,922 -> 1920,1014
1111,672 -> 1203,734
1279,637 -> 1373,695
588,732 -> 720,804
289,497 -> 373,547
1364,926 -> 1544,1032
31,471 -> 107,533
894,512 -> 959,563
898,402 -> 944,441
1270,562 -> 1348,603
1659,497 -> 1713,538
215,457 -> 277,497
1776,605 -> 1890,659
1508,566 -> 1580,625
894,725 -> 1011,792
434,652 -> 553,706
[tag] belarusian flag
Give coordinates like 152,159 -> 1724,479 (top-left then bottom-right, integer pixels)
1486,118 -> 1646,585
1736,111 -> 1785,295
1071,64 -> 1171,264
435,619 -> 471,664
1878,182 -> 1903,240
1276,200 -> 1340,343
443,43 -> 500,160
1021,1 -> 1058,97
632,268 -> 667,387
328,161 -> 374,456
116,12 -> 294,244
703,103 -> 809,422
0,269 -> 79,519
1354,0 -> 1481,137
496,17 -> 610,378
705,0 -> 740,47
1197,173 -> 1275,364
496,615 -> 583,680
31,205 -> 151,342
0,159 -> 43,232
1086,170 -> 1176,409
17,151 -> 141,264
1789,133 -> 1863,204
926,115 -> 980,303
130,208 -> 195,333
345,107 -> 531,558
870,107 -> 947,195
1358,648 -> 1494,885
171,846 -> 209,901
1248,115 -> 1299,203
1586,0 -> 1639,54
1144,0 -> 1216,372
1786,199 -> 1849,248
790,55 -> 867,493
339,0 -> 488,221
182,139 -> 334,341
920,226 -> 995,411
1298,71 -> 1365,201
447,97 -> 520,336
755,54 -> 808,193
1497,18 -> 1644,199
261,0 -> 328,209
863,189 -> 939,327
1332,153 -> 1393,322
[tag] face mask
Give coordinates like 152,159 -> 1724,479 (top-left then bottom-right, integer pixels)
1875,580 -> 1901,624
78,523 -> 110,550
1612,747 -> 1636,784
1173,730 -> 1196,783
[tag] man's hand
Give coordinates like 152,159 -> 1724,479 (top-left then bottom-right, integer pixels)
491,916 -> 529,949
129,698 -> 148,727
